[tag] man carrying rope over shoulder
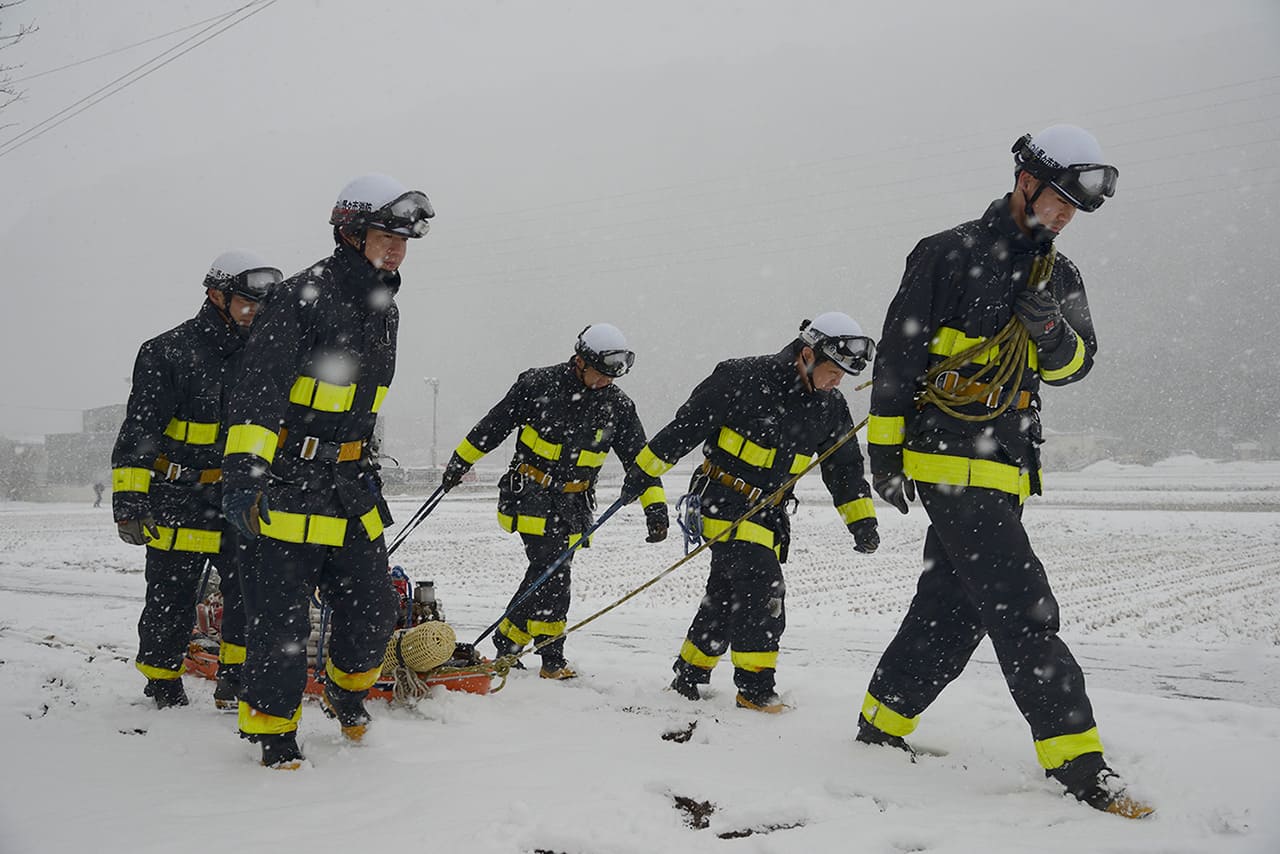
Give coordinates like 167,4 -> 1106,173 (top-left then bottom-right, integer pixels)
620,313 -> 878,713
856,125 -> 1152,818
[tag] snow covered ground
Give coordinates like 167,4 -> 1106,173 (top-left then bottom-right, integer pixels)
2,457 -> 1279,853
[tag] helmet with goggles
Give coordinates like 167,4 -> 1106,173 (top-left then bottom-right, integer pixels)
798,311 -> 875,376
330,173 -> 435,238
203,249 -> 282,302
1012,124 -> 1118,213
574,323 -> 635,378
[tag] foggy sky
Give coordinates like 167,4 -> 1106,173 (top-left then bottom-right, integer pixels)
2,0 -> 1278,464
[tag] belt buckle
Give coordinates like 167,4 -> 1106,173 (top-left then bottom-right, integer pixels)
985,386 -> 1002,408
165,461 -> 182,481
300,436 -> 320,460
934,370 -> 960,391
537,470 -> 553,488
731,476 -> 747,494
747,486 -> 762,502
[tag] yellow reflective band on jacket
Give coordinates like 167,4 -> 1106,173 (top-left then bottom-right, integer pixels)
135,661 -> 184,681
238,701 -> 301,735
1034,727 -> 1105,769
497,512 -> 547,537
360,507 -> 384,541
259,511 -> 347,547
498,618 -> 533,646
635,445 -> 675,477
680,638 -> 720,670
837,497 -> 876,524
1040,335 -> 1087,381
289,376 -> 357,413
717,426 -> 776,469
929,326 -> 1037,370
456,438 -> 486,465
639,486 -> 667,508
326,657 -> 383,692
519,424 -> 563,461
164,417 -> 220,445
903,449 -> 1034,503
789,453 -> 813,475
861,692 -> 919,737
576,448 -> 608,468
112,466 -> 152,494
527,619 -> 566,638
371,385 -> 390,413
702,516 -> 779,556
867,415 -> 905,447
730,650 -> 778,673
145,526 -> 222,554
219,641 -> 247,666
224,423 -> 278,463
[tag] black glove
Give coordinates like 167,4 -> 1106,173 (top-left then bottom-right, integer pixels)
1014,289 -> 1065,346
644,502 -> 669,543
850,518 -> 879,554
117,516 -> 160,546
873,472 -> 915,515
440,454 -> 470,492
223,489 -> 270,540
620,466 -> 650,505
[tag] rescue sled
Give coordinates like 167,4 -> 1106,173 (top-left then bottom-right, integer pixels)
184,566 -> 499,700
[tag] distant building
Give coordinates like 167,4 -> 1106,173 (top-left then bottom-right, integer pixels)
44,404 -> 125,487
1040,428 -> 1119,471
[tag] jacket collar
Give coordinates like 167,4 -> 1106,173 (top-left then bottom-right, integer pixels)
330,242 -> 402,304
196,299 -> 246,356
983,194 -> 1045,256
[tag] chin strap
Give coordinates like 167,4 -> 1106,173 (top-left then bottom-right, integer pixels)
1021,179 -> 1059,247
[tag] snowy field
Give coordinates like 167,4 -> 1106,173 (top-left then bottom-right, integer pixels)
2,457 -> 1279,854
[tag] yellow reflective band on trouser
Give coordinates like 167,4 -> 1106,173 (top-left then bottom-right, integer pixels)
903,449 -> 1034,503
164,417 -> 220,445
112,467 -> 152,493
519,424 -> 563,461
371,385 -> 389,413
359,507 -> 384,541
701,516 -> 779,557
145,526 -> 222,553
730,650 -> 778,672
1040,335 -> 1087,381
576,447 -> 608,468
259,510 -> 382,546
136,661 -> 184,680
861,692 -> 919,737
867,415 -> 905,446
499,618 -> 533,646
635,445 -> 675,477
497,512 -> 548,537
837,497 -> 876,524
219,642 -> 247,666
679,638 -> 720,670
238,701 -> 302,735
326,657 -> 383,692
289,376 -> 357,413
639,486 -> 667,508
224,423 -> 278,463
717,426 -> 776,469
1034,727 -> 1105,770
456,438 -> 486,464
527,619 -> 566,638
789,453 -> 813,475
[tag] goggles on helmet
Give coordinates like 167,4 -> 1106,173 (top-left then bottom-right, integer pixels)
368,191 -> 435,237
583,347 -> 635,378
1012,134 -> 1118,213
227,266 -> 283,301
816,335 -> 875,375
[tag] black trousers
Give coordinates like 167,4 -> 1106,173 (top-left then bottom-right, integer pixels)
136,526 -> 240,675
240,525 -> 397,720
675,540 -> 786,699
495,532 -> 575,668
866,483 -> 1096,743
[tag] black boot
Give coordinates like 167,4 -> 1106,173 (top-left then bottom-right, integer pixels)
256,732 -> 304,770
321,681 -> 372,742
855,716 -> 916,757
213,665 -> 241,711
143,678 -> 189,709
670,660 -> 709,701
1047,753 -> 1154,819
670,675 -> 702,701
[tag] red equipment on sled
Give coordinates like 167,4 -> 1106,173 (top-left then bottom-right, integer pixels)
185,565 -> 497,699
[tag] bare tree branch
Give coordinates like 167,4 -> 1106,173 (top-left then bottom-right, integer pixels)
0,0 -> 37,114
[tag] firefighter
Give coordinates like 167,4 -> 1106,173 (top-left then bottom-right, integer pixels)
856,125 -> 1151,818
111,250 -> 281,710
620,313 -> 879,713
441,323 -> 668,678
220,173 -> 433,769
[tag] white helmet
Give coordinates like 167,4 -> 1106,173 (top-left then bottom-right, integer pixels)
202,249 -> 282,300
1012,125 -> 1117,212
575,323 -> 634,378
330,173 -> 434,237
798,312 -> 875,375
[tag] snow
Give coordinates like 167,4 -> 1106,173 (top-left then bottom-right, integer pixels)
3,458 -> 1280,853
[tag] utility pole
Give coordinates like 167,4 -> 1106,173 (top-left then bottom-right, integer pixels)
424,377 -> 440,470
